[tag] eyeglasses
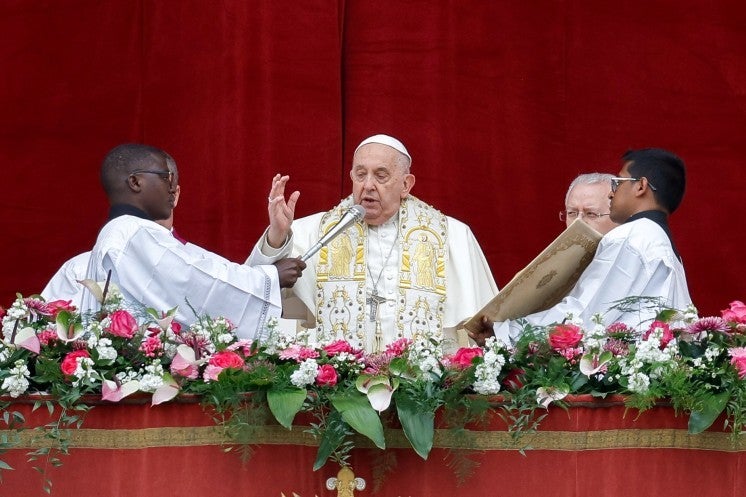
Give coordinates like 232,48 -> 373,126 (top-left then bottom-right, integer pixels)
130,169 -> 174,185
559,210 -> 611,222
610,176 -> 657,193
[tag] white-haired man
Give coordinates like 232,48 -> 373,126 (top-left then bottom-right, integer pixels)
561,172 -> 619,235
249,134 -> 498,353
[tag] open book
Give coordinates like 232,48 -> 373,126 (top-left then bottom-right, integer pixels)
463,219 -> 602,333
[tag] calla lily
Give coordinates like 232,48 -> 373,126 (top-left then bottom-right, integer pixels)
55,310 -> 85,343
170,344 -> 204,379
536,385 -> 569,408
356,374 -> 400,412
152,374 -> 180,406
579,350 -> 613,376
78,279 -> 105,304
102,379 -> 141,402
145,306 -> 178,331
11,326 -> 40,354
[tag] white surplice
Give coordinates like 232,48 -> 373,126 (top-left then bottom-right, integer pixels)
81,215 -> 282,341
41,251 -> 92,302
493,217 -> 692,343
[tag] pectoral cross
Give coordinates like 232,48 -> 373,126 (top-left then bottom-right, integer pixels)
366,290 -> 387,322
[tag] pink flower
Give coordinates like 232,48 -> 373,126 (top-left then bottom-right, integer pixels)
549,324 -> 583,351
722,301 -> 746,325
170,321 -> 183,334
203,351 -> 245,381
729,347 -> 746,379
106,310 -> 138,339
139,335 -> 164,358
61,350 -> 90,376
45,299 -> 77,317
227,339 -> 255,357
643,320 -> 674,349
449,347 -> 484,369
323,340 -> 356,356
384,338 -> 412,357
315,364 -> 338,387
278,345 -> 320,362
38,328 -> 59,346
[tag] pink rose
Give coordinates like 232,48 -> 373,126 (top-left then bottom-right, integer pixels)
729,347 -> 746,379
450,347 -> 484,369
106,310 -> 138,339
722,301 -> 746,324
315,364 -> 338,387
45,299 -> 77,317
323,340 -> 356,356
170,321 -> 183,334
203,351 -> 245,382
61,350 -> 90,376
643,320 -> 674,349
549,324 -> 583,351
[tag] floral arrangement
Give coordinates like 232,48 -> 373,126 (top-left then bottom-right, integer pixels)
2,286 -> 746,483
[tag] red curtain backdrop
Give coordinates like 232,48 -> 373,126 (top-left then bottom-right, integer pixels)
2,1 -> 745,316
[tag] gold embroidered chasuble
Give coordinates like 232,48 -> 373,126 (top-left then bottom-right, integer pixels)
314,195 -> 448,352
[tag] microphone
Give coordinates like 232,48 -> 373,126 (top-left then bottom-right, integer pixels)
300,204 -> 365,262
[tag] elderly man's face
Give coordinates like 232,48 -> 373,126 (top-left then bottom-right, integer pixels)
350,143 -> 415,226
565,182 -> 618,234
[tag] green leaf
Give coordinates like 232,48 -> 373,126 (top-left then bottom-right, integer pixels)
394,392 -> 434,460
312,411 -> 347,471
267,388 -> 307,429
688,391 -> 729,434
330,393 -> 385,449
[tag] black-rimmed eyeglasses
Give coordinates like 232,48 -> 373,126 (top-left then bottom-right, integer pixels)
130,169 -> 174,185
559,210 -> 611,222
610,176 -> 657,193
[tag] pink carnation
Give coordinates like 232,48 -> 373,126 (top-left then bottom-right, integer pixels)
106,310 -> 138,339
45,299 -> 77,317
323,340 -> 356,356
315,364 -> 338,387
549,324 -> 583,351
278,345 -> 320,362
139,335 -> 164,358
729,347 -> 746,379
449,347 -> 484,369
722,301 -> 746,325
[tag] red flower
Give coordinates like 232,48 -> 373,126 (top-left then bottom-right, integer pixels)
450,347 -> 484,369
722,301 -> 746,325
643,320 -> 674,349
106,310 -> 138,339
316,364 -> 338,387
61,350 -> 91,376
502,368 -> 524,391
549,324 -> 583,351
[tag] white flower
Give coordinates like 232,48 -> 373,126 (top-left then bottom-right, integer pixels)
1,359 -> 31,397
96,337 -> 118,361
72,357 -> 98,387
138,361 -> 165,392
627,372 -> 650,393
290,358 -> 319,388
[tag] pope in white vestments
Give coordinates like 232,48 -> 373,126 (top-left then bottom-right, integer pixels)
249,134 -> 498,353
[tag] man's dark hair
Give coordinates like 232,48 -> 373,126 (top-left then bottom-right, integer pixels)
100,143 -> 171,197
622,148 -> 686,213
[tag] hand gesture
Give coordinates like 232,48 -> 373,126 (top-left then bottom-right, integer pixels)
274,257 -> 306,288
267,174 -> 300,248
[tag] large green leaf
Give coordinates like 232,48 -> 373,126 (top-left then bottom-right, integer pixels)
688,391 -> 729,434
313,411 -> 347,471
331,393 -> 385,449
394,392 -> 434,460
267,388 -> 307,429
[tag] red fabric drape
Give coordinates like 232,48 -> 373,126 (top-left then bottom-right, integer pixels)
2,1 -> 746,315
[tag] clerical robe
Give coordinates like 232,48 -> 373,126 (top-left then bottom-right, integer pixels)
81,213 -> 282,341
248,195 -> 498,352
493,215 -> 692,343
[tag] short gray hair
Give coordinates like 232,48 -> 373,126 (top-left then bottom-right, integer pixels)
565,172 -> 614,205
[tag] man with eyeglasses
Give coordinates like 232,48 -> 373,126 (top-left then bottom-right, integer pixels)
78,143 -> 306,341
561,173 -> 619,235
469,148 -> 692,346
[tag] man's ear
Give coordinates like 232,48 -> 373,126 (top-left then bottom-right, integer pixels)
401,173 -> 416,198
126,173 -> 142,193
